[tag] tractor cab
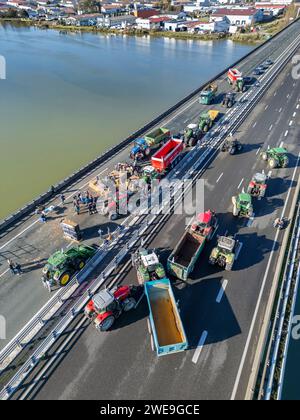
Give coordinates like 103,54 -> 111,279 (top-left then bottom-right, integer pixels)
140,251 -> 160,273
232,192 -> 253,218
133,248 -> 166,283
92,289 -> 118,314
191,210 -> 217,239
248,172 -> 268,198
218,236 -> 236,254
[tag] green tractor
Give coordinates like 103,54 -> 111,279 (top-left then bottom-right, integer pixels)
42,245 -> 96,290
222,92 -> 235,109
232,192 -> 254,218
132,248 -> 166,284
178,123 -> 202,147
209,236 -> 237,271
198,110 -> 219,133
261,147 -> 289,169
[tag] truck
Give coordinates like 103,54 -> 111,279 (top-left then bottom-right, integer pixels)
227,68 -> 246,93
130,127 -> 170,161
198,110 -> 219,133
151,138 -> 184,173
42,245 -> 97,290
167,211 -> 217,281
144,278 -> 188,356
199,83 -> 218,105
132,248 -> 166,284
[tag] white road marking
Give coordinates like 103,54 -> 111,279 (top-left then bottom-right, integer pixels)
231,151 -> 300,400
256,147 -> 261,156
278,108 -> 282,113
216,280 -> 228,304
289,120 -> 293,126
284,130 -> 289,137
65,167 -> 108,201
192,331 -> 208,364
293,112 -> 297,117
235,242 -> 243,260
238,179 -> 244,189
279,141 -> 284,148
287,94 -> 290,98
269,124 -> 273,131
297,104 -> 299,110
247,215 -> 255,228
0,268 -> 9,278
274,92 -> 277,97
253,122 -> 257,128
265,105 -> 269,110
216,173 -> 224,183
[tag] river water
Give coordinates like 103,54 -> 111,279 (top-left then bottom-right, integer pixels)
0,23 -> 253,220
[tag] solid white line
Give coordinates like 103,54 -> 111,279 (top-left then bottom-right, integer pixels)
256,147 -> 261,156
192,331 -> 208,364
231,152 -> 300,400
0,268 -> 9,278
216,280 -> 228,304
238,178 -> 244,189
216,173 -> 224,183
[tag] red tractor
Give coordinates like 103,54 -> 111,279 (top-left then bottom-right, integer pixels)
191,210 -> 218,241
85,285 -> 141,332
247,172 -> 268,199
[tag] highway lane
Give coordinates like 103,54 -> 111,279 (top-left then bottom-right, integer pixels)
1,21 -> 300,351
28,56 -> 300,400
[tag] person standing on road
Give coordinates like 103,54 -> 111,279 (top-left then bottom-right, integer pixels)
7,259 -> 16,275
60,194 -> 66,206
14,263 -> 22,276
75,204 -> 81,215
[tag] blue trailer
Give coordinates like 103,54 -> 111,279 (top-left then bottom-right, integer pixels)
144,278 -> 188,356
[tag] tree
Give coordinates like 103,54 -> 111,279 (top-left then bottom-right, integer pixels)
78,0 -> 101,13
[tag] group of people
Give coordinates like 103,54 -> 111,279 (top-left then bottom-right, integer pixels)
73,191 -> 98,216
7,259 -> 22,275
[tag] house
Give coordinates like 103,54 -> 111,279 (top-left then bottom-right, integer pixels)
211,8 -> 264,26
184,17 -> 230,32
101,4 -> 123,15
255,2 -> 287,16
97,14 -> 136,28
65,13 -> 102,26
136,16 -> 170,30
164,19 -> 189,31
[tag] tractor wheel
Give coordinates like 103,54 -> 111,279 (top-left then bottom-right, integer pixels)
123,297 -> 136,312
109,213 -> 119,221
59,272 -> 72,287
225,263 -> 233,271
203,124 -> 209,133
209,257 -> 216,266
189,137 -> 197,147
261,152 -> 268,161
282,158 -> 289,168
99,315 -> 115,332
269,158 -> 278,169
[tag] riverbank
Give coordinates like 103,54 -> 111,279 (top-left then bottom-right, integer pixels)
0,17 -> 285,45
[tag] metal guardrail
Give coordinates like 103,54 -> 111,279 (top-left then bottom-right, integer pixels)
1,29 -> 300,399
264,204 -> 300,400
0,18 -> 299,234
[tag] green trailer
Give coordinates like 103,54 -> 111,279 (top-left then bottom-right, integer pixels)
144,127 -> 170,146
167,230 -> 206,281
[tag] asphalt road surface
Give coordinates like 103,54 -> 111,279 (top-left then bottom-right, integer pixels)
1,21 -> 300,351
23,46 -> 300,400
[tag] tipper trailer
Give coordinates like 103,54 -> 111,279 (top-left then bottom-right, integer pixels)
167,230 -> 206,281
151,138 -> 184,173
144,278 -> 188,356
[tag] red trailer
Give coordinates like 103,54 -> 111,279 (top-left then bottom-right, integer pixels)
228,68 -> 243,83
151,138 -> 184,173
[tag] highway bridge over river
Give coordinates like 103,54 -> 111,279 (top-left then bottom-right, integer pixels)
0,20 -> 300,400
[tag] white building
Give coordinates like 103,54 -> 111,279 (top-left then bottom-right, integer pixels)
211,8 -> 264,26
97,14 -> 136,28
185,18 -> 230,32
